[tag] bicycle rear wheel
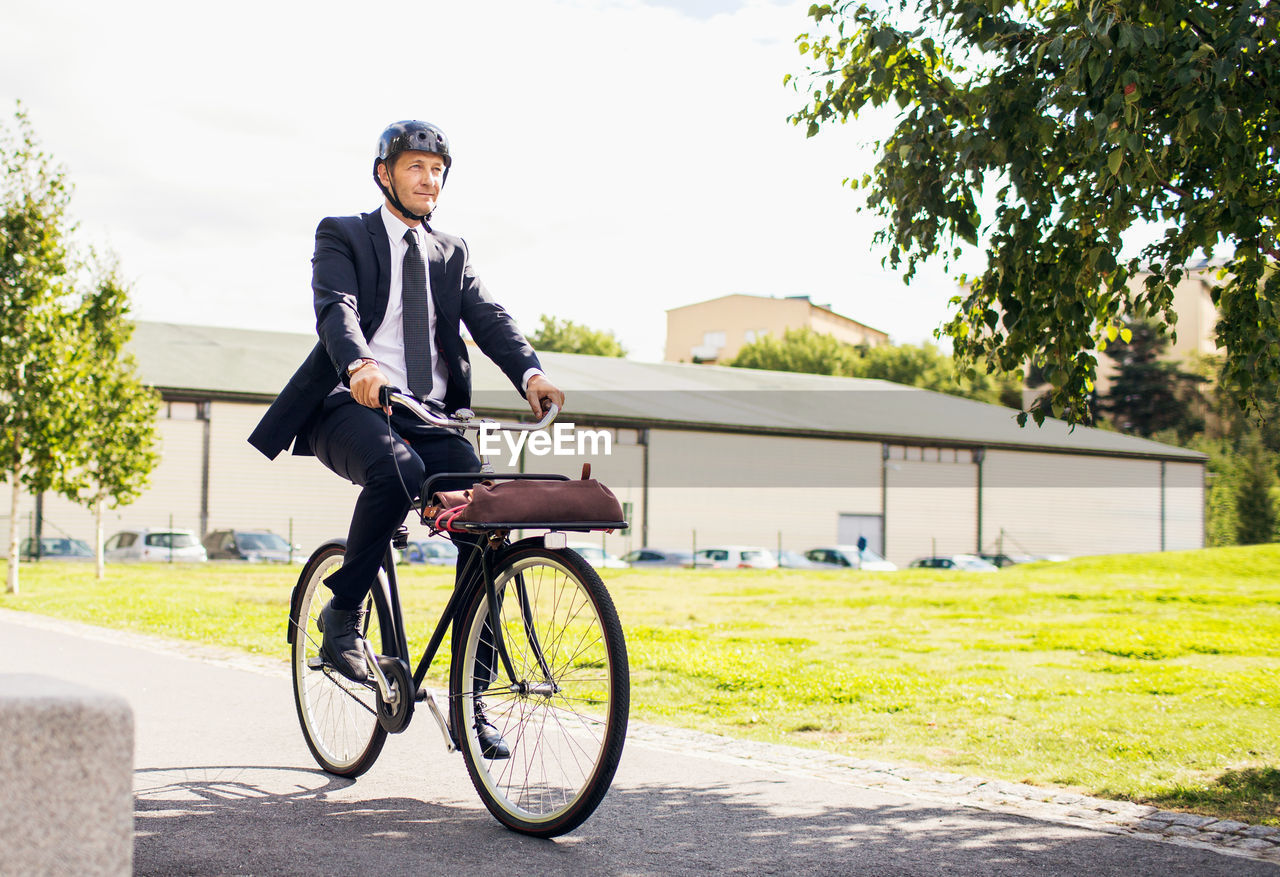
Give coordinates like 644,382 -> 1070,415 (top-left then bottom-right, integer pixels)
290,543 -> 389,777
450,543 -> 629,837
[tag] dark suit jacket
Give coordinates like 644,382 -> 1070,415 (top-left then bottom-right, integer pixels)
249,209 -> 541,460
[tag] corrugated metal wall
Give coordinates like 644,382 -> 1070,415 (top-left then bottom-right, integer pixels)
981,450 -> 1169,558
1164,461 -> 1206,550
883,445 -> 979,566
644,431 -> 884,552
3,411 -> 208,548
207,403 -> 360,552
2,401 -> 1206,566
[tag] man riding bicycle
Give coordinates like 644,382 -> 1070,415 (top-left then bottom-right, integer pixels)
249,120 -> 565,759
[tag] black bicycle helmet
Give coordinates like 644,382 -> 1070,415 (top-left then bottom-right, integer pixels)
373,120 -> 452,221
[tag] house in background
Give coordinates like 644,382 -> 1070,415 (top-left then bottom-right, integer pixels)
665,294 -> 889,365
1024,259 -> 1226,407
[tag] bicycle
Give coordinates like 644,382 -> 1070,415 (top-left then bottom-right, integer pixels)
286,389 -> 630,838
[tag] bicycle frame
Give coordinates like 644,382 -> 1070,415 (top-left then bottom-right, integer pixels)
289,389 -> 631,836
303,389 -> 615,751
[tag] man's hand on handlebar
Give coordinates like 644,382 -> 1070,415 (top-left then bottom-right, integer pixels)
351,363 -> 392,413
526,374 -> 565,419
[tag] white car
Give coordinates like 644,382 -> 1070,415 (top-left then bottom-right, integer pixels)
567,544 -> 630,569
909,554 -> 1000,571
690,546 -> 778,569
804,545 -> 898,572
104,529 -> 208,562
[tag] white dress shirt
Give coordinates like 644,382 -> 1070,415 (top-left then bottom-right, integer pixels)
367,205 -> 450,407
333,204 -> 544,403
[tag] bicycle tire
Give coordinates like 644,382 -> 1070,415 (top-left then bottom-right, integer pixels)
290,543 -> 390,777
450,542 -> 629,837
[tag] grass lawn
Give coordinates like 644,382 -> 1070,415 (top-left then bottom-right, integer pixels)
2,544 -> 1277,824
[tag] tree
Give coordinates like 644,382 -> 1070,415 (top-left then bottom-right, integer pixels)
1201,352 -> 1280,454
0,105 -> 159,590
528,315 -> 626,357
1234,436 -> 1278,544
856,341 -> 1023,407
728,327 -> 860,375
1188,436 -> 1242,547
789,1 -> 1280,425
61,257 -> 160,579
1097,321 -> 1205,440
0,104 -> 75,594
729,327 -> 1023,405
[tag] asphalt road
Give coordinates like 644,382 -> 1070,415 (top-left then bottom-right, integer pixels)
1,609 -> 1274,877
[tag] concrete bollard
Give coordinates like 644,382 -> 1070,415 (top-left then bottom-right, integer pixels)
0,674 -> 134,876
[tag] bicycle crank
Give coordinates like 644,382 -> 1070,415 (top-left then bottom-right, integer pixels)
362,641 -> 414,733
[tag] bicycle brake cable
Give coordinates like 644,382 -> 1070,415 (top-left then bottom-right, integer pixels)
385,402 -> 428,523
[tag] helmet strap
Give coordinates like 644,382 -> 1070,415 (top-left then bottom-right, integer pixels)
376,159 -> 431,223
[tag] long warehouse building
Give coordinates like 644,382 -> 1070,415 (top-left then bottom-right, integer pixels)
3,322 -> 1205,566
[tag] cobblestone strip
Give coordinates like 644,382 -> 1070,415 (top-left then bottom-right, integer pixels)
627,722 -> 1280,865
5,609 -> 1276,865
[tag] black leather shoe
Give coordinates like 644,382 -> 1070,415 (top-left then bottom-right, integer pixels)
318,600 -> 369,682
474,697 -> 510,760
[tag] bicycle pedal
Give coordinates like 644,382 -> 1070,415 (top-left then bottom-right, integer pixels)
306,656 -> 326,670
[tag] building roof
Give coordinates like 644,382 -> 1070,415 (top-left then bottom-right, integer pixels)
129,321 -> 1203,462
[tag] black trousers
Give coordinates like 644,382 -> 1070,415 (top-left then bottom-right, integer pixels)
308,396 -> 482,606
307,396 -> 497,688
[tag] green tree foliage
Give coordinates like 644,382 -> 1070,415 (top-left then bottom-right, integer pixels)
1150,348 -> 1279,546
528,315 -> 626,357
728,326 -> 860,375
789,1 -> 1280,425
0,105 -> 75,594
1189,436 -> 1242,547
1234,436 -> 1278,544
0,105 -> 158,590
63,257 -> 160,578
857,340 -> 1023,407
729,327 -> 1023,406
1098,321 -> 1205,441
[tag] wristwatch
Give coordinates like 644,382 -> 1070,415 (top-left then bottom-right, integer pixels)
346,358 -> 376,377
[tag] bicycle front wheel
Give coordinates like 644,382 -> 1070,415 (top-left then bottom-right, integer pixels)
290,543 -> 389,777
450,543 -> 629,837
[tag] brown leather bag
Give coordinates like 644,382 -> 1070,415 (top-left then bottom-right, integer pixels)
432,465 -> 625,526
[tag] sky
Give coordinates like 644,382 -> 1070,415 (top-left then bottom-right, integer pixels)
2,0 -> 975,363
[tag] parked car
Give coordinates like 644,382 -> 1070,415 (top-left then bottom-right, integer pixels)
620,548 -> 692,568
20,536 -> 93,561
104,529 -> 207,562
777,549 -> 831,569
909,554 -> 999,571
690,546 -> 778,569
203,529 -> 300,563
804,545 -> 899,572
402,539 -> 459,565
978,552 -> 1034,568
567,543 -> 630,569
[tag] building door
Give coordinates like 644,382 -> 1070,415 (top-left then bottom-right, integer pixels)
837,514 -> 884,555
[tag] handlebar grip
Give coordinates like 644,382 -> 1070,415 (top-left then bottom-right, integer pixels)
378,385 -> 403,407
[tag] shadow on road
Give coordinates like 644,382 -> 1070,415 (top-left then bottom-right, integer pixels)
133,766 -> 1272,876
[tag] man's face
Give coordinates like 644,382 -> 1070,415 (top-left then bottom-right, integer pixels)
380,150 -> 446,217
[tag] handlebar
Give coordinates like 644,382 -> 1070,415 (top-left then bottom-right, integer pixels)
380,386 -> 559,432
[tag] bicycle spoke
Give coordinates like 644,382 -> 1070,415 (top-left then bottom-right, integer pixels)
454,546 -> 628,836
291,546 -> 388,777
316,668 -> 379,717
